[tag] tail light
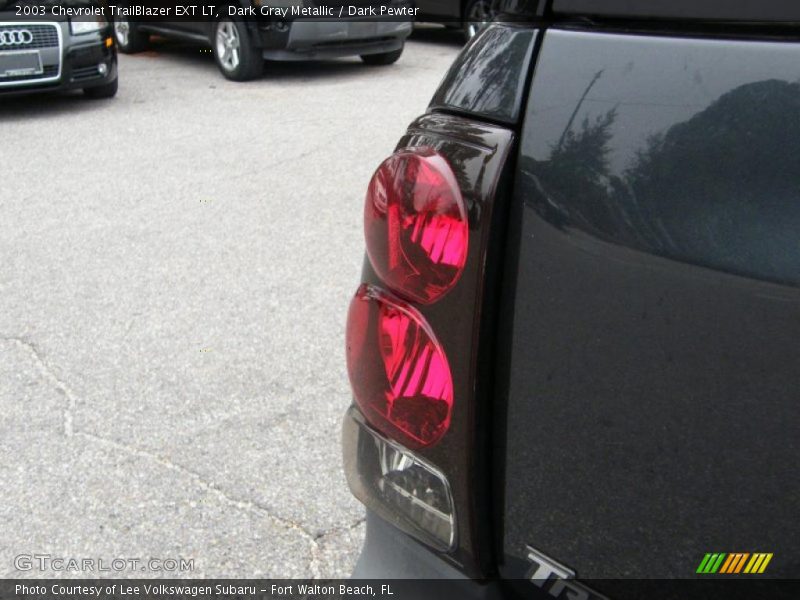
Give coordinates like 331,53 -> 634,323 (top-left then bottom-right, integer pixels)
364,148 -> 468,305
344,148 -> 464,553
346,284 -> 454,449
344,113 -> 514,572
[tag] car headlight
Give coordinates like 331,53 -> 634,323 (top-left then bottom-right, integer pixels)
70,17 -> 106,35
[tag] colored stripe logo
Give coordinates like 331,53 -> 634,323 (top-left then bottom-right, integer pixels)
697,553 -> 773,574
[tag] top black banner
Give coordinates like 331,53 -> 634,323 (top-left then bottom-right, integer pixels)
1,0 -> 433,23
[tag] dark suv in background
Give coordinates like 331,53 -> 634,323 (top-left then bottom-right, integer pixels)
343,0 -> 800,597
112,2 -> 412,81
0,0 -> 117,97
415,0 -> 494,39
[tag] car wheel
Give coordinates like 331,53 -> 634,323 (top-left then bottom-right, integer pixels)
212,19 -> 263,81
113,17 -> 148,53
361,45 -> 404,66
83,78 -> 118,99
463,0 -> 494,40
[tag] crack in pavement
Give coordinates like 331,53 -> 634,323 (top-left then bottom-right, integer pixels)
308,517 -> 367,578
314,517 -> 367,542
1,334 -> 366,578
77,420 -> 365,578
2,335 -> 77,437
76,431 -> 315,536
79,431 -> 333,578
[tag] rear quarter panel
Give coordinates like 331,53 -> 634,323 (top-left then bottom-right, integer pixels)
499,28 -> 800,583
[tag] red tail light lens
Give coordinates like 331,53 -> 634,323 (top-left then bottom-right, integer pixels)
346,284 -> 454,448
364,148 -> 468,305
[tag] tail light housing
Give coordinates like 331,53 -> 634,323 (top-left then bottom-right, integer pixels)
344,113 -> 515,575
364,148 -> 468,305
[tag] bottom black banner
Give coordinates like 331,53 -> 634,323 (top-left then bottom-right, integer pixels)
1,579 -> 799,600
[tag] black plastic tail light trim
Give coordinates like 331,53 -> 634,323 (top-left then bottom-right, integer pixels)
346,113 -> 515,577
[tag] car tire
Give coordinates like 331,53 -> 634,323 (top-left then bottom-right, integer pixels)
83,78 -> 119,99
463,0 -> 494,40
113,17 -> 149,53
212,19 -> 263,81
360,45 -> 404,66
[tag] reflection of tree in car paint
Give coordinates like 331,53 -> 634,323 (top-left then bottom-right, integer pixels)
434,26 -> 532,120
528,79 -> 800,284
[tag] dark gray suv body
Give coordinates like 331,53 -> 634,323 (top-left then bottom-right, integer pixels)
342,1 -> 800,598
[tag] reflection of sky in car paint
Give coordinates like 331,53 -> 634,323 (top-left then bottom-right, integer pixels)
525,30 -> 800,172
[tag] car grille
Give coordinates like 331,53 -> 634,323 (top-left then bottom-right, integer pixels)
0,23 -> 62,89
0,23 -> 60,51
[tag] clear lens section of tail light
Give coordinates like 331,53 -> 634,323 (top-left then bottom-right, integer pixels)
342,406 -> 456,551
346,284 -> 454,449
364,147 -> 469,305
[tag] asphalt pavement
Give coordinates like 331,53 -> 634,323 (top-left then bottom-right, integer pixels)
0,28 -> 462,578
